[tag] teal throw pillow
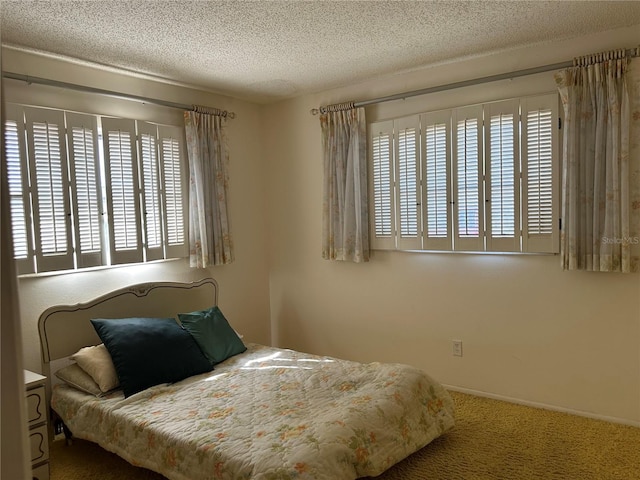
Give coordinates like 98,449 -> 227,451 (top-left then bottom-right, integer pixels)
90,317 -> 213,398
178,306 -> 246,365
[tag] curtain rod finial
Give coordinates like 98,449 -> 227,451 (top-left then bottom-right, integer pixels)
310,108 -> 319,115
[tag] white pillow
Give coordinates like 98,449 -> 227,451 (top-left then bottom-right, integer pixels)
71,344 -> 120,392
55,363 -> 104,397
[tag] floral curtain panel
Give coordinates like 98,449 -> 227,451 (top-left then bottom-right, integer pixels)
629,57 -> 640,272
184,111 -> 233,267
555,49 -> 639,272
320,106 -> 370,263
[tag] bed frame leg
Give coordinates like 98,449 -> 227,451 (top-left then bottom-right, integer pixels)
53,414 -> 74,446
62,423 -> 73,446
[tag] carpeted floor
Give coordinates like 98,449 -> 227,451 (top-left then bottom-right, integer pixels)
50,391 -> 640,480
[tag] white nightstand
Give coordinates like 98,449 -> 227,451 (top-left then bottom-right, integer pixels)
25,370 -> 49,480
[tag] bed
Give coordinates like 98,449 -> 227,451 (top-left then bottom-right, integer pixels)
39,278 -> 455,480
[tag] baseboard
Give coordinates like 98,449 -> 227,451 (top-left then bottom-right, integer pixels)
443,384 -> 640,428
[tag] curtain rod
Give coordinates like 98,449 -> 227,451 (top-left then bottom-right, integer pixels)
311,47 -> 640,115
2,71 -> 236,119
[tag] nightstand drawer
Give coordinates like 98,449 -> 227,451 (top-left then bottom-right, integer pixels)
29,423 -> 49,464
25,370 -> 49,480
26,385 -> 46,426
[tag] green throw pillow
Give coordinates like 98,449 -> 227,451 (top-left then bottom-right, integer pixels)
178,306 -> 246,365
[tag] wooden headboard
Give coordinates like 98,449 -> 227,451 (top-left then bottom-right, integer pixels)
38,278 -> 218,379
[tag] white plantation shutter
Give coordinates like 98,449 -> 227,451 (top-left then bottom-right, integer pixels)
24,107 -> 73,272
522,94 -> 559,253
137,122 -> 163,261
485,100 -> 520,252
101,117 -> 142,264
66,112 -> 103,268
4,104 -> 188,273
369,120 -> 395,249
4,104 -> 34,274
158,125 -> 188,258
368,95 -> 560,255
421,110 -> 452,250
453,105 -> 483,251
395,116 -> 421,250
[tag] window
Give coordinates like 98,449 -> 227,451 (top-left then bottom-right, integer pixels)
4,104 -> 188,274
369,93 -> 559,253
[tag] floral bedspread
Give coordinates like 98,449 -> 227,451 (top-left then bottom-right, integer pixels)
52,344 -> 455,480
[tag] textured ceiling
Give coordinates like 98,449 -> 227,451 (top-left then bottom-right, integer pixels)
2,1 -> 640,104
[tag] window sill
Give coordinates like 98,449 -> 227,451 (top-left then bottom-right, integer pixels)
374,249 -> 558,256
17,257 -> 186,279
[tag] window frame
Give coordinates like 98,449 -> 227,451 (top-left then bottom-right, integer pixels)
368,92 -> 560,254
3,104 -> 188,275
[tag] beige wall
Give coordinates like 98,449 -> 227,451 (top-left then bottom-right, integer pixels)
262,25 -> 640,424
2,47 -> 272,373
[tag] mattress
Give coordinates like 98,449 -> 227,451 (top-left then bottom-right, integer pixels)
52,343 -> 455,480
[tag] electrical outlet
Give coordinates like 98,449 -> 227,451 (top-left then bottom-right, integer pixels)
452,340 -> 463,357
